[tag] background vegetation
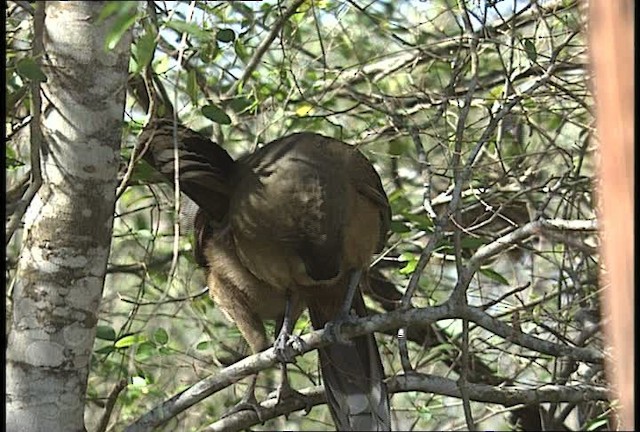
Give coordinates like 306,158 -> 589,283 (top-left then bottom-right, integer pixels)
6,0 -> 610,430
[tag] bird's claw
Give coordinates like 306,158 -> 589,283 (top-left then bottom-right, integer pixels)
268,383 -> 313,416
325,310 -> 358,345
273,333 -> 306,363
221,394 -> 265,423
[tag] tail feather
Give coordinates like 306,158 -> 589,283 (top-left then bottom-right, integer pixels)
307,289 -> 391,431
138,119 -> 235,222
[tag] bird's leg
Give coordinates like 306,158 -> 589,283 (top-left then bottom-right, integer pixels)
273,291 -> 306,363
268,292 -> 312,415
221,373 -> 265,422
266,362 -> 313,416
340,268 -> 363,317
326,269 -> 363,344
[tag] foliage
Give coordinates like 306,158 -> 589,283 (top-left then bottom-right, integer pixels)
5,0 -> 611,431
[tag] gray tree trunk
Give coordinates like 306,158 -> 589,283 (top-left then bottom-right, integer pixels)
6,2 -> 132,431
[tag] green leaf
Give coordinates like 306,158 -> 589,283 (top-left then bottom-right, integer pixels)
6,147 -> 25,169
98,1 -> 136,21
96,325 -> 117,341
460,237 -> 487,250
153,328 -> 169,345
103,2 -> 138,51
295,103 -> 313,117
216,28 -> 236,43
186,69 -> 198,106
196,340 -> 212,351
165,20 -> 208,40
416,404 -> 433,421
523,39 -> 537,63
130,159 -> 162,183
487,84 -> 505,103
388,190 -> 412,214
388,139 -> 409,156
398,252 -> 418,275
586,416 -> 610,431
228,96 -> 255,114
202,105 -> 231,125
389,220 -> 411,234
153,54 -> 171,75
479,267 -> 510,285
404,213 -> 434,231
135,342 -> 156,361
94,345 -> 115,355
399,259 -> 418,275
114,333 -> 147,348
16,58 -> 47,82
199,41 -> 220,63
6,85 -> 28,108
234,39 -> 249,62
134,31 -> 157,69
158,346 -> 172,355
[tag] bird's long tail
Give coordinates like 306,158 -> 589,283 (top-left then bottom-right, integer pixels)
306,286 -> 391,431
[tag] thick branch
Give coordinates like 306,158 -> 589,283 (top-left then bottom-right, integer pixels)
124,299 -> 602,431
204,373 -> 607,432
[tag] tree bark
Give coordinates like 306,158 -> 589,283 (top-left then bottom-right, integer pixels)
589,1 -> 635,430
6,2 -> 132,432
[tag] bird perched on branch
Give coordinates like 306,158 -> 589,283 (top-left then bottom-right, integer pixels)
138,119 -> 392,430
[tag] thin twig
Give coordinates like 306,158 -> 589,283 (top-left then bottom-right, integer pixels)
223,0 -> 307,98
96,379 -> 128,432
455,3 -> 479,428
160,0 -> 197,303
6,2 -> 45,245
118,287 -> 208,306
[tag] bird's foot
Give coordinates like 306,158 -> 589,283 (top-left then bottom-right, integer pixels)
273,332 -> 307,364
324,309 -> 359,345
221,390 -> 264,423
268,382 -> 313,416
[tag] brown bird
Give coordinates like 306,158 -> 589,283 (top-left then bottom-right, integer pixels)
138,120 -> 304,416
139,120 -> 392,430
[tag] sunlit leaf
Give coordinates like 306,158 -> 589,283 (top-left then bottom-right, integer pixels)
295,103 -> 313,117
399,252 -> 418,275
130,375 -> 147,387
153,55 -> 171,75
114,333 -> 147,348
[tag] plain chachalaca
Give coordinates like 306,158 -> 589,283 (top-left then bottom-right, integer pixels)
138,121 -> 392,430
138,120 -> 305,415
